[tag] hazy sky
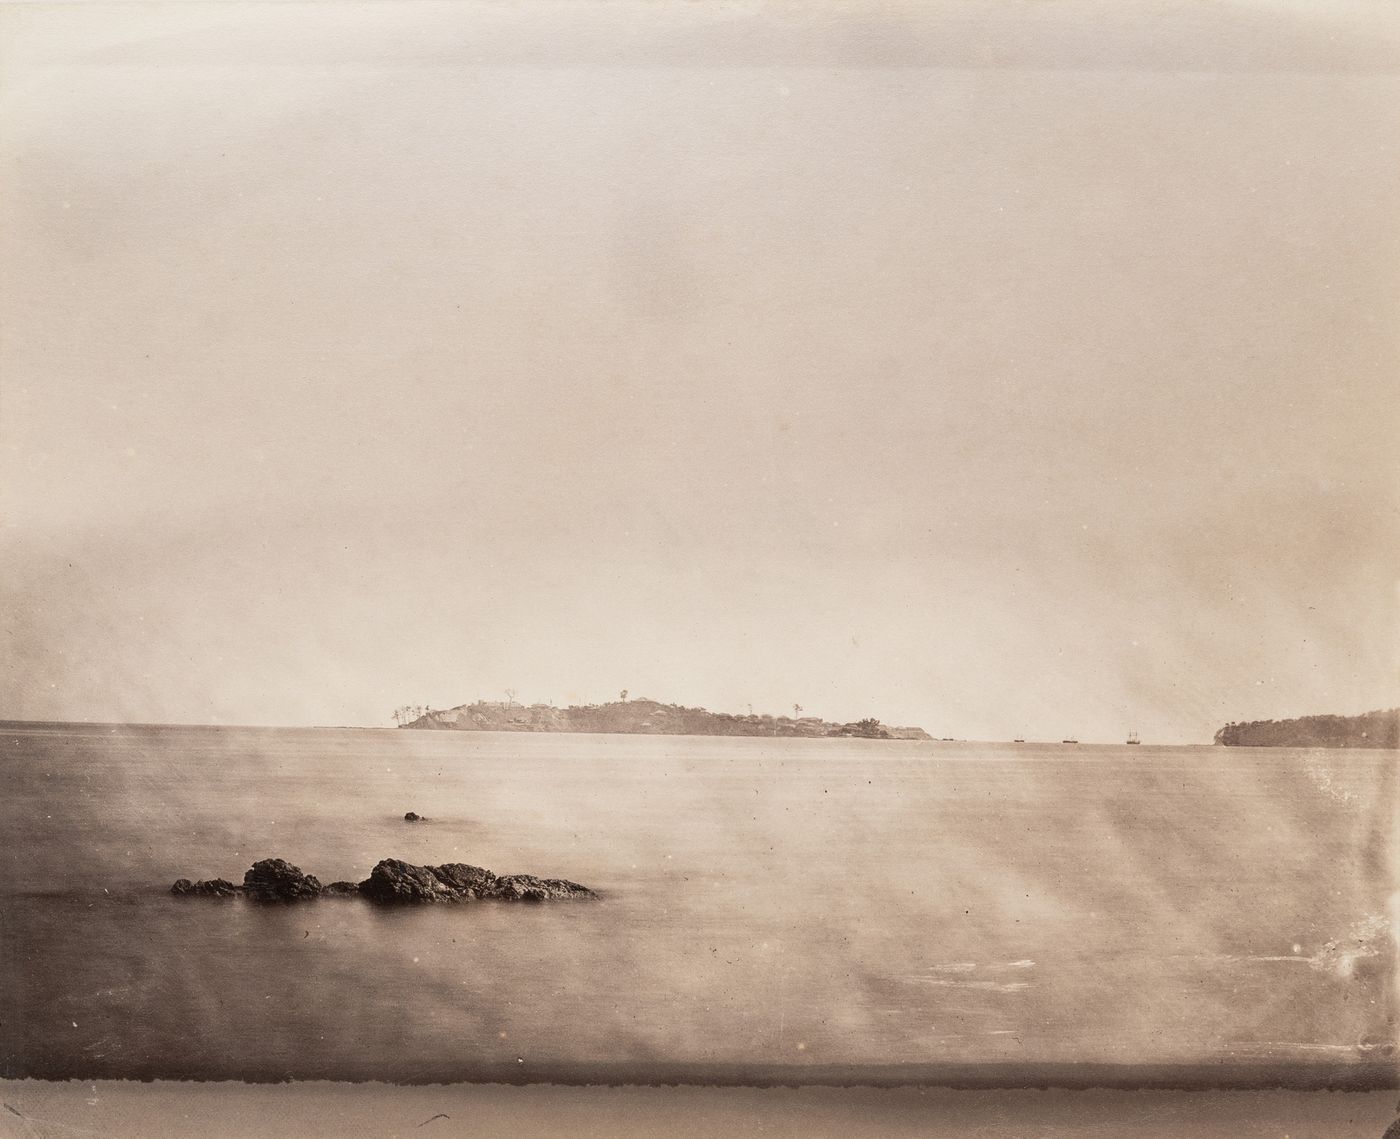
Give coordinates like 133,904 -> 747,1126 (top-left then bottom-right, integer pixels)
2,2 -> 1397,741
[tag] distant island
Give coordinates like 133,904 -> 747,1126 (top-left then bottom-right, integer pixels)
397,697 -> 931,740
1214,708 -> 1398,749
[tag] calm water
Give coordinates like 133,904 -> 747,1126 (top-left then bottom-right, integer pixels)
0,724 -> 1394,1083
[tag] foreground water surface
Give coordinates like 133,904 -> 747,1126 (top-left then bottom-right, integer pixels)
1,724 -> 1394,1083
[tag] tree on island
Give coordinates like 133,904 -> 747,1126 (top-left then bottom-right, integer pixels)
392,704 -> 429,726
393,694 -> 929,739
1215,709 -> 1398,748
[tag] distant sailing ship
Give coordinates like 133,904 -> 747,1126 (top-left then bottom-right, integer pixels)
1126,730 -> 1141,745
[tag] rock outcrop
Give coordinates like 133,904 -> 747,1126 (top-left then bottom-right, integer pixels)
171,857 -> 596,904
354,860 -> 594,903
242,858 -> 323,902
403,811 -> 425,822
494,874 -> 596,902
358,858 -> 463,903
170,877 -> 240,897
430,862 -> 498,895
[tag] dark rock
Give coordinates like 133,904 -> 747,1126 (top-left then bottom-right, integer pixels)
431,863 -> 497,896
171,877 -> 241,897
243,858 -> 322,902
403,811 -> 425,822
359,858 -> 460,903
493,874 -> 597,902
170,884 -> 242,901
170,857 -> 595,904
356,860 -> 595,903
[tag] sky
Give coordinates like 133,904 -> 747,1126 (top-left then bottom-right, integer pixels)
2,1 -> 1397,742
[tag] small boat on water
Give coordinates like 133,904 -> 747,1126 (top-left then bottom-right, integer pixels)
1061,739 -> 1078,744
1127,730 -> 1141,745
1013,738 -> 1025,743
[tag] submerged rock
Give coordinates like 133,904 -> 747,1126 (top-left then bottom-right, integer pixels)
243,858 -> 323,902
170,877 -> 241,897
403,811 -> 425,822
321,880 -> 362,897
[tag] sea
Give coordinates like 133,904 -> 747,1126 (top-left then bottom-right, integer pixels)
1,723 -> 1394,1086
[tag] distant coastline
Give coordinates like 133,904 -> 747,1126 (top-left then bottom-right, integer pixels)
1214,708 -> 1398,749
398,698 -> 931,740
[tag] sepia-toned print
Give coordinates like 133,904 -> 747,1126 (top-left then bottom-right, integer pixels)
1,2 -> 1396,1135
